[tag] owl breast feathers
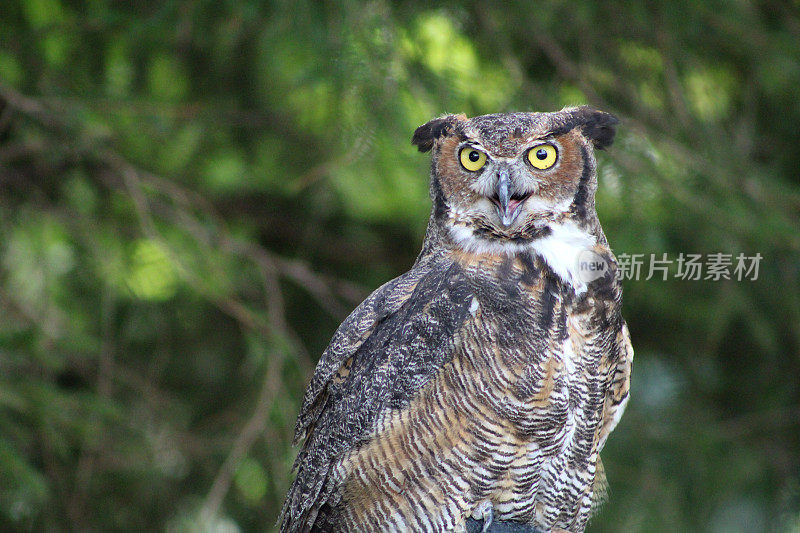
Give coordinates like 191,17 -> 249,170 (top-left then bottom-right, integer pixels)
280,107 -> 633,533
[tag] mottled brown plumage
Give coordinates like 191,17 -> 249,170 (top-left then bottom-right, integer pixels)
280,107 -> 633,533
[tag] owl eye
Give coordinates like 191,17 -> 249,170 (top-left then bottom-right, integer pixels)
527,144 -> 558,170
459,147 -> 487,172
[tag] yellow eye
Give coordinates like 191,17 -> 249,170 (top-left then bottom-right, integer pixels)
459,147 -> 487,171
527,144 -> 558,170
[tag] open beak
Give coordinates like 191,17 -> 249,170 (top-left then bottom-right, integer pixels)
494,168 -> 527,227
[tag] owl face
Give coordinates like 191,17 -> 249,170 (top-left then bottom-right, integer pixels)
412,107 -> 617,257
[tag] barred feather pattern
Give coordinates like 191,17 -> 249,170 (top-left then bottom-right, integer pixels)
280,247 -> 631,532
320,252 -> 627,532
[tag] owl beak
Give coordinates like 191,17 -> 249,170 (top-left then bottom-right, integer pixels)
495,168 -> 516,227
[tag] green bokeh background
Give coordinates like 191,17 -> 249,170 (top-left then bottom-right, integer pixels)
1,1 -> 799,531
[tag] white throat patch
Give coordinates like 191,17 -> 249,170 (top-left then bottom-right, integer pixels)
530,221 -> 596,294
448,220 -> 597,294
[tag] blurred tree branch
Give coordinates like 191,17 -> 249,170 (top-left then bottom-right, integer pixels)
0,81 -> 372,528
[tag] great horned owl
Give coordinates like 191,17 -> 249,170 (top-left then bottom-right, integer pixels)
280,106 -> 633,533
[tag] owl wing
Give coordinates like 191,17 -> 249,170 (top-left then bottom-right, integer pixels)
591,319 -> 634,511
597,320 -> 633,452
280,252 -> 474,532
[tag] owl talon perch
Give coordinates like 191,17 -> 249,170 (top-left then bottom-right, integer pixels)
470,500 -> 494,533
280,107 -> 632,533
482,509 -> 493,533
465,517 -> 545,533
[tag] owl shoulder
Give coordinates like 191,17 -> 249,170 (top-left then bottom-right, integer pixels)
282,251 -> 475,531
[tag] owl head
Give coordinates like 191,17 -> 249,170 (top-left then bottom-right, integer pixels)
412,106 -> 617,260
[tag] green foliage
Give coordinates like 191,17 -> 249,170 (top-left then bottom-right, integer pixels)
0,1 -> 798,531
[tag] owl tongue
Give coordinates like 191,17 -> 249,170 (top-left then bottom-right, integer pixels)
507,197 -> 523,213
498,197 -> 527,227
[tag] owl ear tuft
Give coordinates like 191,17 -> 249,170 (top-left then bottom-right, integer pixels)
411,114 -> 466,153
560,106 -> 619,150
